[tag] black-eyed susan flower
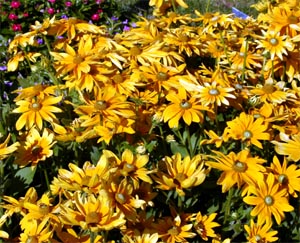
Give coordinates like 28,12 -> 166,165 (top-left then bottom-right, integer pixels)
103,149 -> 152,188
153,209 -> 196,243
272,132 -> 300,162
59,191 -> 125,232
244,219 -> 278,243
153,153 -> 207,196
14,128 -> 56,167
223,112 -> 270,149
256,30 -> 294,60
122,232 -> 159,243
268,155 -> 300,197
162,87 -> 208,128
12,93 -> 63,131
243,173 -> 294,225
149,0 -> 188,9
0,134 -> 19,160
206,150 -> 266,193
191,211 -> 220,241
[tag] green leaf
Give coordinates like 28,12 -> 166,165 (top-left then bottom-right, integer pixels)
170,141 -> 189,157
14,166 -> 36,185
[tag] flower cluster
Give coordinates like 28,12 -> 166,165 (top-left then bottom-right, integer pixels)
1,0 -> 300,242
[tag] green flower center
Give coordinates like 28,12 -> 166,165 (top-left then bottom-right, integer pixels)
233,161 -> 247,172
26,236 -> 39,243
112,74 -> 123,84
208,88 -> 220,96
86,211 -> 100,224
243,130 -> 253,139
264,195 -> 274,206
73,54 -> 84,64
180,100 -> 192,109
38,203 -> 49,215
156,71 -> 169,81
94,100 -> 107,110
262,84 -> 275,94
30,102 -> 42,111
130,46 -> 142,56
278,174 -> 288,184
269,38 -> 278,46
115,193 -> 126,204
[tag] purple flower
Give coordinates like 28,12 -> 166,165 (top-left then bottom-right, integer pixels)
37,38 -> 43,45
123,25 -> 130,32
111,16 -> 118,21
61,14 -> 68,19
0,65 -> 7,71
4,80 -> 13,86
122,19 -> 128,25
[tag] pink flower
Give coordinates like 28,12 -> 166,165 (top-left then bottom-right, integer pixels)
8,13 -> 18,21
10,1 -> 21,9
65,1 -> 72,7
47,8 -> 55,14
48,0 -> 56,3
91,13 -> 100,21
23,13 -> 29,17
12,23 -> 22,31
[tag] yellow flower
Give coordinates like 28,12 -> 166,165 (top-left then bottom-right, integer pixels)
223,112 -> 270,149
250,77 -> 294,104
149,0 -> 188,9
50,35 -> 100,79
268,155 -> 300,197
206,150 -> 266,193
153,209 -> 196,243
244,220 -> 278,243
19,218 -> 53,243
0,230 -> 9,239
14,128 -> 56,167
59,191 -> 126,232
256,30 -> 294,60
153,153 -> 207,196
162,87 -> 208,128
12,94 -> 62,131
0,134 -> 19,160
191,212 -> 220,241
272,132 -> 300,162
122,232 -> 159,243
243,173 -> 294,225
102,149 -> 152,188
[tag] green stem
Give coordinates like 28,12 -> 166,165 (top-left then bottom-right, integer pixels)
241,40 -> 248,83
43,165 -> 51,195
205,0 -> 212,13
171,0 -> 177,13
223,187 -> 233,224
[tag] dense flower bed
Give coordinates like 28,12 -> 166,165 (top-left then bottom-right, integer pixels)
1,0 -> 300,242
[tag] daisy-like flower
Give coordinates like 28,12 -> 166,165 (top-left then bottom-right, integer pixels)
272,132 -> 300,162
0,134 -> 19,160
122,232 -> 159,243
250,77 -> 294,104
191,212 -> 220,241
206,150 -> 266,193
244,219 -> 278,243
153,153 -> 207,196
59,191 -> 126,232
223,112 -> 270,149
74,86 -> 135,127
243,173 -> 294,225
149,0 -> 188,9
268,155 -> 300,197
162,87 -> 208,128
14,128 -> 56,167
102,149 -> 152,189
256,30 -> 294,60
50,35 -> 100,79
12,93 -> 63,131
19,218 -> 53,243
153,208 -> 196,243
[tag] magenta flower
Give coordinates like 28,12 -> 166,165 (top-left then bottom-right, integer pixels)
12,23 -> 22,31
8,13 -> 18,21
91,13 -> 100,21
10,1 -> 21,9
48,0 -> 56,3
47,8 -> 55,14
65,1 -> 72,7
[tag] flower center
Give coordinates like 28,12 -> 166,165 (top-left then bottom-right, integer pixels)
73,54 -> 84,64
86,211 -> 100,224
94,100 -> 107,110
180,100 -> 192,109
278,174 -> 288,184
288,15 -> 298,24
179,34 -> 189,42
112,74 -> 123,84
31,145 -> 42,156
38,203 -> 50,215
130,46 -> 142,56
233,161 -> 247,172
269,38 -> 278,46
262,84 -> 275,94
115,193 -> 126,204
264,195 -> 274,206
255,235 -> 262,242
208,88 -> 220,96
121,163 -> 135,176
168,226 -> 179,236
156,71 -> 169,81
243,130 -> 253,139
239,52 -> 246,57
26,236 -> 39,243
30,101 -> 42,111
